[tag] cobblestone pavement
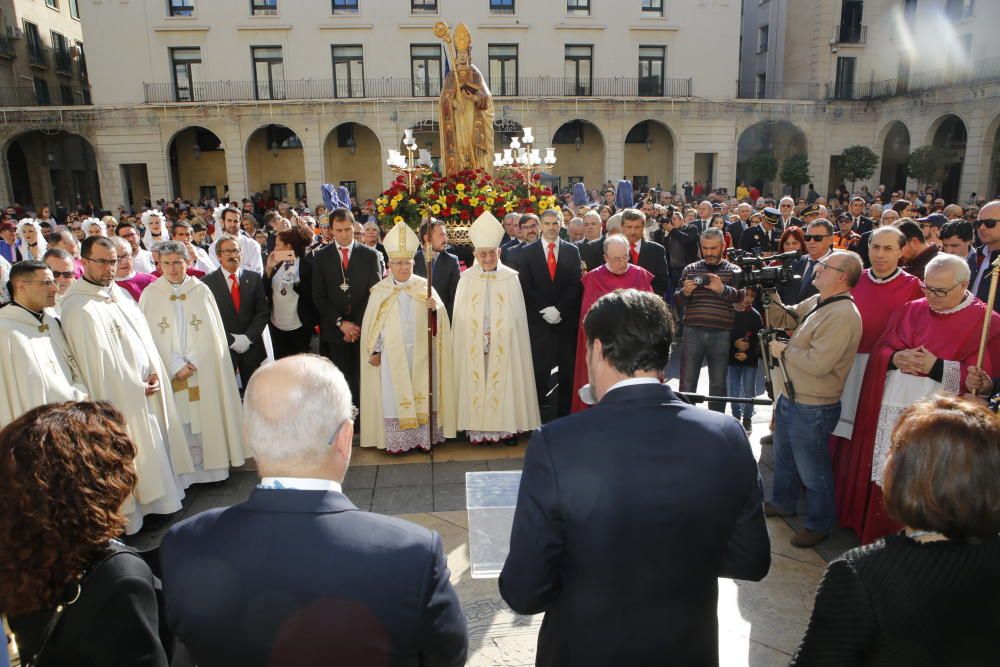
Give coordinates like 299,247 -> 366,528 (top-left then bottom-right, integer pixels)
125,360 -> 859,666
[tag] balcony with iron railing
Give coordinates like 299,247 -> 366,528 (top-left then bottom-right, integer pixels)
735,79 -> 824,101
0,86 -> 38,106
828,55 -> 1000,100
54,48 -> 73,75
143,75 -> 693,103
834,23 -> 867,44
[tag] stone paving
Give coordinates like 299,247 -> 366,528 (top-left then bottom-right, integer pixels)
124,361 -> 861,666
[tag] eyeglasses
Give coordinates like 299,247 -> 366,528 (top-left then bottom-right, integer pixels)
803,234 -> 831,242
83,256 -> 118,266
49,270 -> 75,279
975,219 -> 1000,229
816,260 -> 846,273
219,249 -> 241,255
919,281 -> 961,297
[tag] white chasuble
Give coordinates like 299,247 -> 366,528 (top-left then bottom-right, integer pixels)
360,275 -> 456,452
140,276 -> 246,483
60,279 -> 195,534
0,305 -> 87,428
452,264 -> 540,440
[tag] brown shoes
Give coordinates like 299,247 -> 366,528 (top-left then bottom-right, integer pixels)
791,528 -> 830,548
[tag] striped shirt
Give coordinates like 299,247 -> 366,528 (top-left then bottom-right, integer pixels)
674,259 -> 744,330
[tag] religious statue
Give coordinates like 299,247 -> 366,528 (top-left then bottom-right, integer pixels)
435,22 -> 494,176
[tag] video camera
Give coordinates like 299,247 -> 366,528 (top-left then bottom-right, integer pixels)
725,249 -> 802,291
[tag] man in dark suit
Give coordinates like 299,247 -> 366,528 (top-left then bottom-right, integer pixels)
312,208 -> 381,408
971,201 -> 1000,313
621,208 -> 668,297
780,219 -> 835,305
518,210 -> 583,417
778,196 -> 803,229
499,289 -> 770,666
413,218 -> 461,319
501,213 -> 540,271
847,196 -> 875,235
204,235 -> 270,382
161,355 -> 468,667
727,202 -> 754,248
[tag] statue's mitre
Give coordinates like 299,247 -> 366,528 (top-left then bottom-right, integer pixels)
454,23 -> 472,50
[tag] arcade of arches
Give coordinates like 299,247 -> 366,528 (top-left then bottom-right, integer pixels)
7,131 -> 101,211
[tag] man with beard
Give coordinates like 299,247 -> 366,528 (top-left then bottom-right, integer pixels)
60,236 -> 195,533
208,205 -> 264,274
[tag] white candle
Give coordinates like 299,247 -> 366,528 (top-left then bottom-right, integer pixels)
545,147 -> 556,163
510,137 -> 520,150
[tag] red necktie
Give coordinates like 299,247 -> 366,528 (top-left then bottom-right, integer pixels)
229,273 -> 241,312
630,243 -> 639,264
340,246 -> 350,270
547,242 -> 557,280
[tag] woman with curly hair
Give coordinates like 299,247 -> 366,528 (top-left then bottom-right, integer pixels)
1,401 -> 169,667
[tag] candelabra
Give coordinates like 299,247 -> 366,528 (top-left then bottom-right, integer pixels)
493,127 -> 557,181
387,129 -> 433,194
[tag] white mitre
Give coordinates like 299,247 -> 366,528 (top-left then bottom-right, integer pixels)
468,211 -> 504,249
383,221 -> 421,260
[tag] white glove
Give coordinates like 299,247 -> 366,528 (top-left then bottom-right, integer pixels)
540,306 -> 562,325
230,334 -> 252,354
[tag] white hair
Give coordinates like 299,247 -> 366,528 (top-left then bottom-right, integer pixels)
603,233 -> 629,253
780,196 -> 795,206
582,210 -> 602,224
568,216 -> 584,228
244,355 -> 353,467
109,236 -> 131,255
925,253 -> 971,283
605,212 -> 624,233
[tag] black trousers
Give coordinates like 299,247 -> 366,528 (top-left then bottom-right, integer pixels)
324,339 -> 362,408
529,324 -> 577,419
270,325 -> 313,360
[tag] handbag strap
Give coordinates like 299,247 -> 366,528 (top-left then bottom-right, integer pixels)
22,542 -> 131,667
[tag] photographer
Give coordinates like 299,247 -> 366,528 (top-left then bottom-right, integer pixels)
674,227 -> 745,412
764,250 -> 863,548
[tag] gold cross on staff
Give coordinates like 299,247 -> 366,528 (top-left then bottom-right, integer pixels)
158,317 -> 170,334
189,315 -> 203,332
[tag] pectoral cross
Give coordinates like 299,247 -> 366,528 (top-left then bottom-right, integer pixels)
189,315 -> 203,332
157,317 -> 170,334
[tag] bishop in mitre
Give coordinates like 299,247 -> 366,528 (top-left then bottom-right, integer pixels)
139,241 -> 246,482
360,222 -> 456,453
452,212 -> 540,444
0,260 -> 87,428
60,236 -> 195,534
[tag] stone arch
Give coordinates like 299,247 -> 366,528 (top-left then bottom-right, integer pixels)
623,119 -> 677,192
550,119 -> 606,191
166,126 -> 227,202
878,121 -> 910,194
244,123 -> 306,203
5,129 -> 102,210
927,114 -> 968,203
322,121 -> 384,203
735,120 -> 808,196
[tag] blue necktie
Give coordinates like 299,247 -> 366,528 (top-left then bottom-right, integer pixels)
799,260 -> 815,297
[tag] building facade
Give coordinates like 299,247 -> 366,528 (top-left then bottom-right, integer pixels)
0,0 -> 997,213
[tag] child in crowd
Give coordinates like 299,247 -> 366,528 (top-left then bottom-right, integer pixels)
728,286 -> 762,433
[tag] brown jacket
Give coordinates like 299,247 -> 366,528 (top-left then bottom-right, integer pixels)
767,292 -> 862,405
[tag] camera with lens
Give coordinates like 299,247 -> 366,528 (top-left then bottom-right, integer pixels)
725,248 -> 801,291
691,274 -> 706,286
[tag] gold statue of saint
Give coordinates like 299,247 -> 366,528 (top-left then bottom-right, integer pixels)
435,22 -> 494,176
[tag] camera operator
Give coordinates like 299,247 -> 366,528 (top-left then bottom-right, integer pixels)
674,227 -> 745,412
656,206 -> 699,305
763,250 -> 863,548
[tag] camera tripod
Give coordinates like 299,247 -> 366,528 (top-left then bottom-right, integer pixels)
757,289 -> 797,403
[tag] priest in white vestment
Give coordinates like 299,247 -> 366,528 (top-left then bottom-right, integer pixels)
60,236 -> 195,534
452,212 -> 540,444
0,255 -> 10,305
0,260 -> 87,427
139,240 -> 246,482
360,222 -> 456,453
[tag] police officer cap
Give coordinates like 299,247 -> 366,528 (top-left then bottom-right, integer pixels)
799,203 -> 821,218
762,207 -> 781,224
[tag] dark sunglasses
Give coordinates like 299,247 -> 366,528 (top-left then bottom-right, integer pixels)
975,219 -> 1000,229
50,270 -> 75,279
803,234 -> 831,242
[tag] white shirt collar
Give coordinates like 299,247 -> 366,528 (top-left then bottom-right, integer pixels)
337,241 -> 354,252
258,476 -> 343,493
223,267 -> 241,282
607,377 -> 661,393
